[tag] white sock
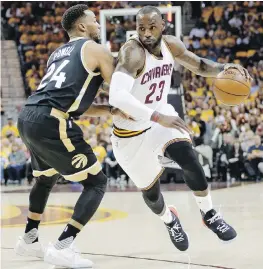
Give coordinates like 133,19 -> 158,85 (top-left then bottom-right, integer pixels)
159,204 -> 173,224
194,193 -> 213,213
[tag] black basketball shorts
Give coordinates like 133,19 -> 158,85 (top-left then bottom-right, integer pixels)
17,106 -> 101,182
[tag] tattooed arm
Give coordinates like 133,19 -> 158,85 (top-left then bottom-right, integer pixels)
109,40 -> 156,120
109,40 -> 191,133
164,35 -> 250,79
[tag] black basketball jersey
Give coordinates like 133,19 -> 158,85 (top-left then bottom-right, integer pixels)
26,37 -> 104,117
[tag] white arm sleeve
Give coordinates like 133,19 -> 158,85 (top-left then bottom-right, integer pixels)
109,72 -> 154,121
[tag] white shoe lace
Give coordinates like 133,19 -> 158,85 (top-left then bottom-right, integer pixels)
207,212 -> 222,224
207,212 -> 230,233
167,222 -> 185,242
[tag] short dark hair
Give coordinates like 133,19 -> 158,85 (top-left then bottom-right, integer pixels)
136,6 -> 162,19
61,4 -> 88,32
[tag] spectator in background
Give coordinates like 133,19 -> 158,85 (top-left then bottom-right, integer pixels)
227,140 -> 244,181
0,151 -> 8,184
203,116 -> 215,145
211,120 -> 231,150
1,105 -> 5,124
186,116 -> 200,140
1,117 -> 19,137
88,135 -> 107,164
245,135 -> 263,180
194,111 -> 206,145
256,123 -> 263,141
5,3 -> 22,18
189,21 -> 207,38
6,144 -> 27,185
6,133 -> 23,147
217,134 -> 234,181
105,144 -> 118,186
239,124 -> 255,153
1,137 -> 12,157
228,14 -> 242,29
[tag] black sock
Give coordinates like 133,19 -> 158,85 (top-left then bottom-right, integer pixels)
25,218 -> 40,233
25,218 -> 40,243
58,224 -> 80,241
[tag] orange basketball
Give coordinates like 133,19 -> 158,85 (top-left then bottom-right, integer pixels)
213,68 -> 251,106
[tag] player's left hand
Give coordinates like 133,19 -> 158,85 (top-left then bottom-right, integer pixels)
111,107 -> 135,121
224,64 -> 253,83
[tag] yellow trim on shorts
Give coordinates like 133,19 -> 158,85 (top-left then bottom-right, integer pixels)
140,168 -> 165,191
140,138 -> 192,190
162,138 -> 192,153
113,125 -> 150,138
50,108 -> 75,152
33,168 -> 58,177
63,160 -> 102,182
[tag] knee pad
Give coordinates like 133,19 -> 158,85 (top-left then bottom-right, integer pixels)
29,174 -> 59,214
81,171 -> 107,195
165,141 -> 208,191
142,181 -> 164,215
72,171 -> 107,225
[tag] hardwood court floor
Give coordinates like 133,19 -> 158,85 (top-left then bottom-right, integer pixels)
1,182 -> 263,269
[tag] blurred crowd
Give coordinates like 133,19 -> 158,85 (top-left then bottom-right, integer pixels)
1,1 -> 263,185
183,1 -> 263,181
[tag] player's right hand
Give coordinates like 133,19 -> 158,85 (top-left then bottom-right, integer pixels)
155,113 -> 193,135
224,64 -> 253,82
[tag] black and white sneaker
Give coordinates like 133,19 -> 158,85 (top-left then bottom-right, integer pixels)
201,209 -> 237,242
165,206 -> 189,251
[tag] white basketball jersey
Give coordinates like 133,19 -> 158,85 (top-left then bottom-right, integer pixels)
113,35 -> 175,131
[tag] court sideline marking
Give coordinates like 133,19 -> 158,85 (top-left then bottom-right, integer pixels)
1,247 -> 236,269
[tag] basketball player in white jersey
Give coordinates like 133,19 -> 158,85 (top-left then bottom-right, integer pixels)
109,6 -> 250,251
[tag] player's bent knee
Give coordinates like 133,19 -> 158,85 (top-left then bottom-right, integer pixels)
165,141 -> 197,166
165,141 -> 208,191
81,171 -> 107,194
29,175 -> 59,214
142,181 -> 164,215
71,171 -> 107,225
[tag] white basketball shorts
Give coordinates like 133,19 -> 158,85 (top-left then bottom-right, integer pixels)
111,104 -> 192,190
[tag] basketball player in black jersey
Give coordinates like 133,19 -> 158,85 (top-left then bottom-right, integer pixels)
14,5 -> 127,268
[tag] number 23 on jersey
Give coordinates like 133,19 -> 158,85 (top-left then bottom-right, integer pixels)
145,80 -> 165,104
